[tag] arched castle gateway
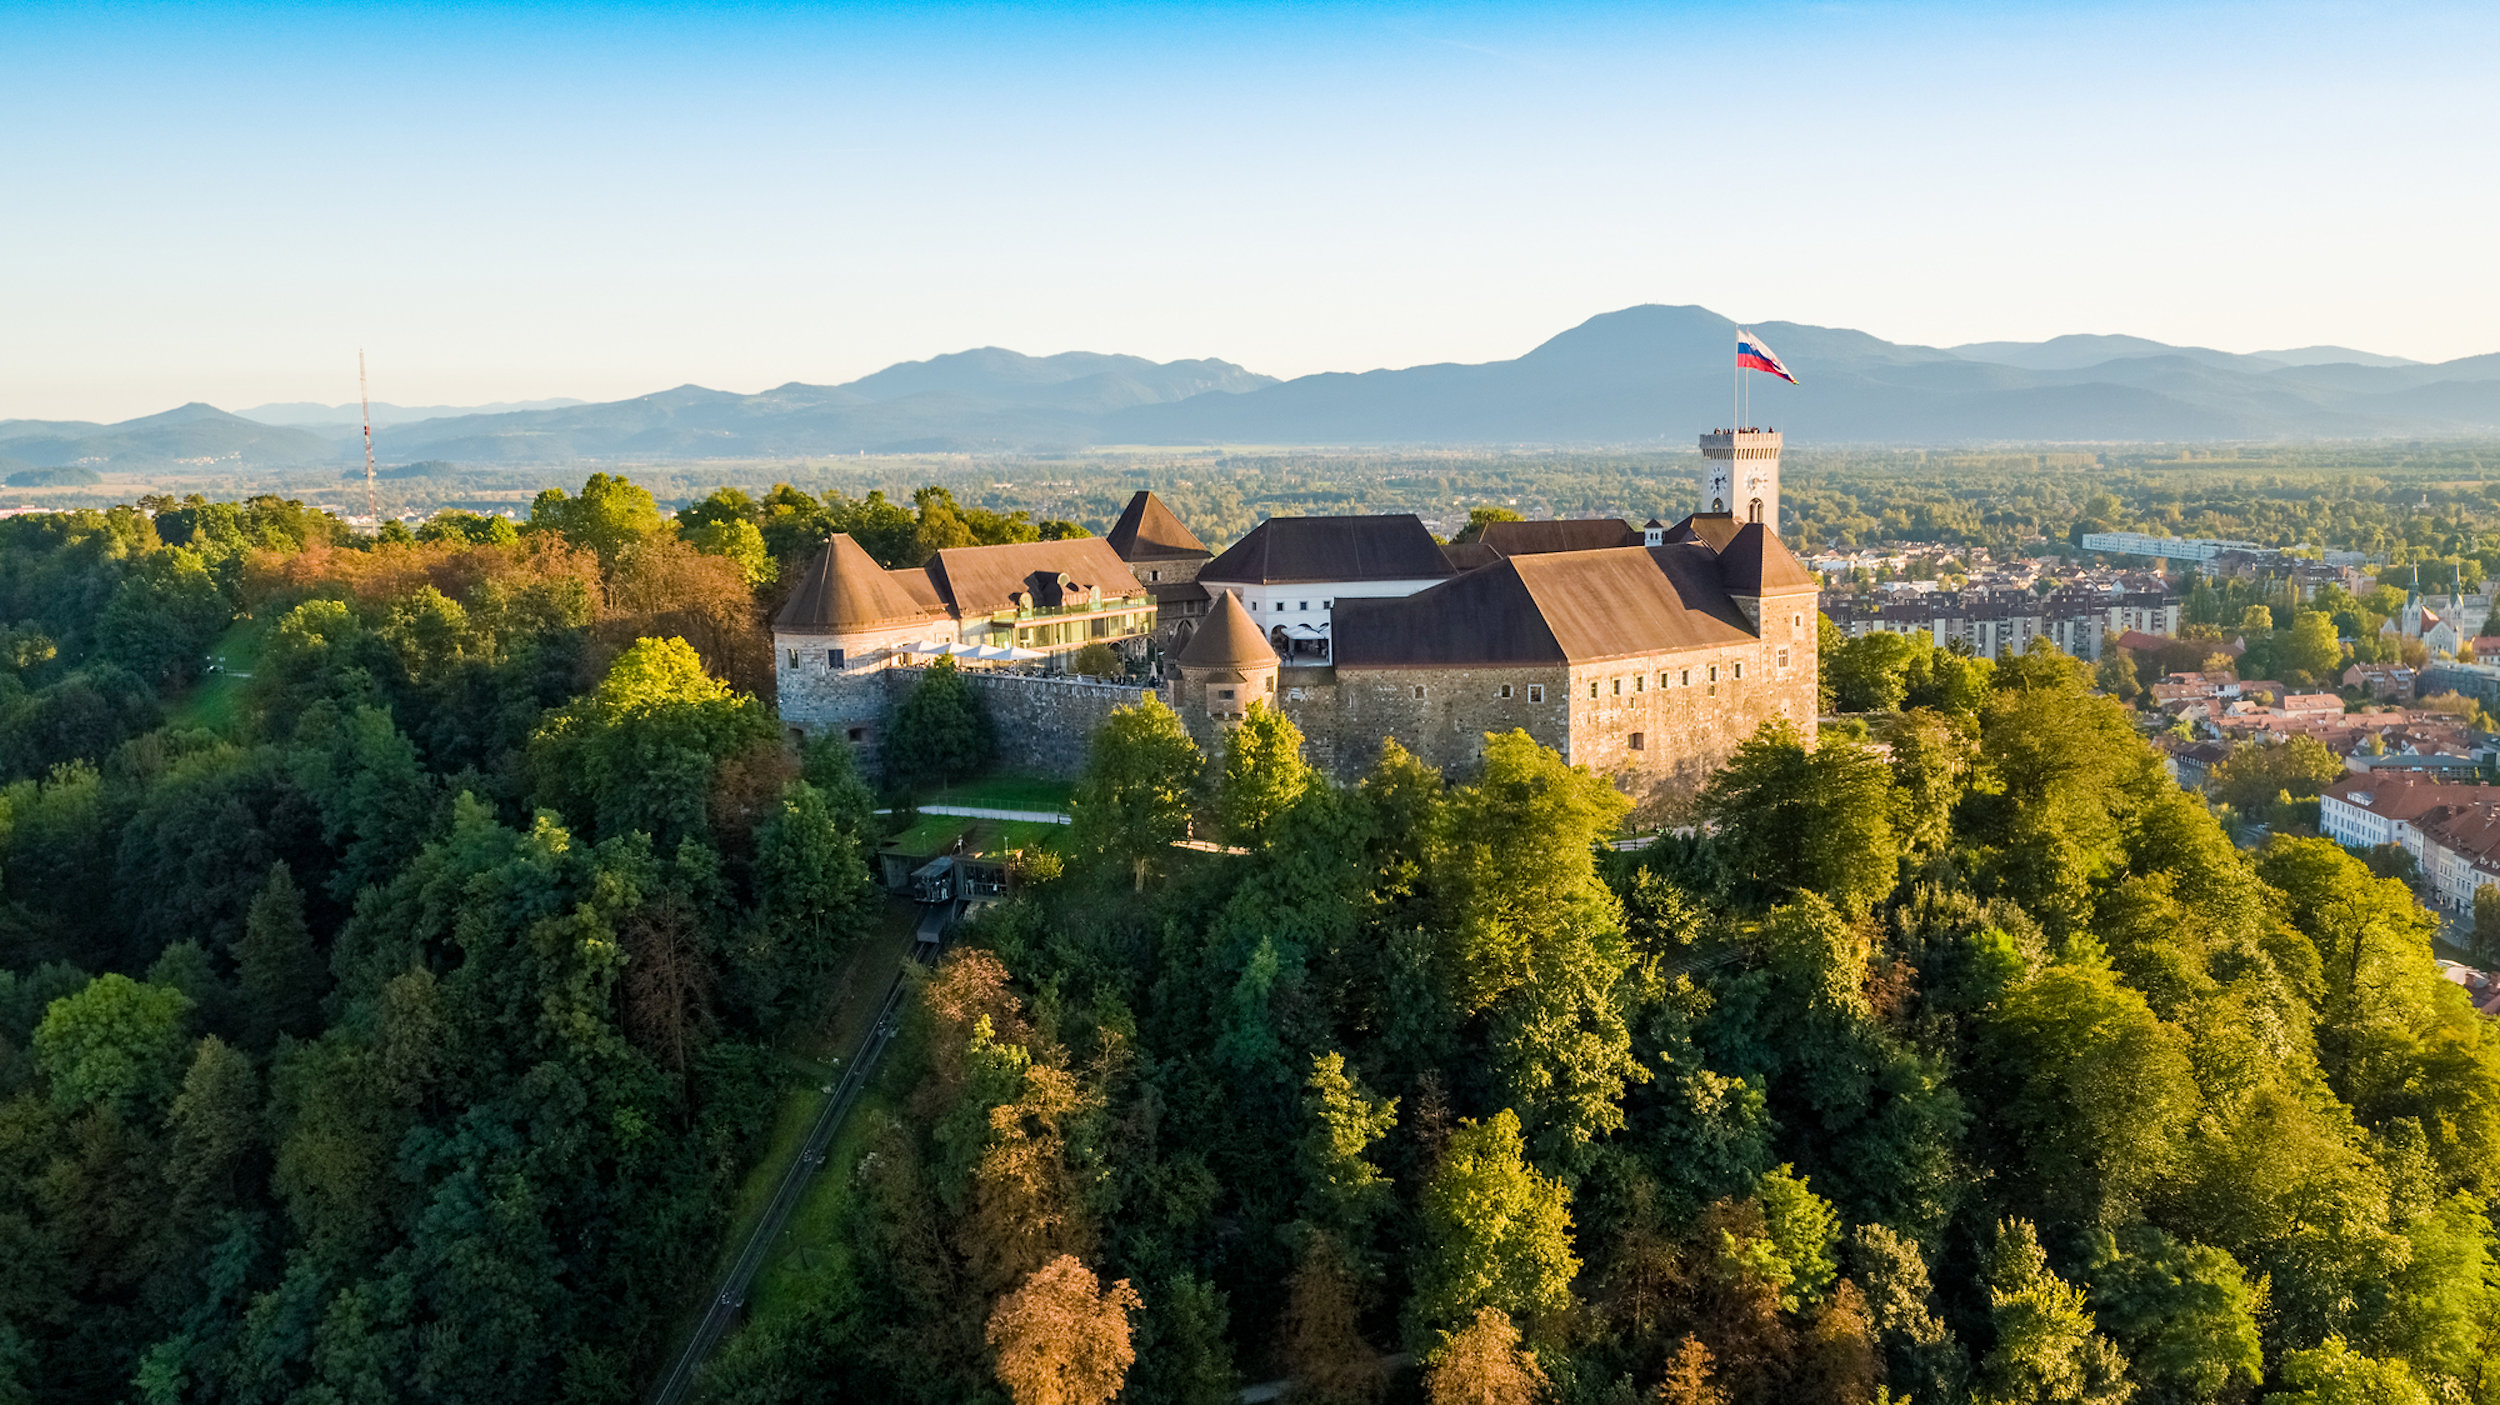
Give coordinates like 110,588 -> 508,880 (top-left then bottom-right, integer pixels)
778,448 -> 1821,801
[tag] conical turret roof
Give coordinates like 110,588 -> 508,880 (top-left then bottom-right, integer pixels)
1176,590 -> 1277,670
773,534 -> 938,631
1106,490 -> 1210,562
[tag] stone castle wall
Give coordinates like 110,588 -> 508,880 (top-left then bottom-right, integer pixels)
886,667 -> 1154,779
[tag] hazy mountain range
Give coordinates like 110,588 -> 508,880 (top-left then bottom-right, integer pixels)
9,306 -> 2500,473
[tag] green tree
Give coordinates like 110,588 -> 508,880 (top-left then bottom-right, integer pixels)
1851,1223 -> 1968,1405
1215,700 -> 1311,846
1411,1109 -> 1578,1343
2281,609 -> 2343,684
1701,718 -> 1901,911
1827,630 -> 1919,712
33,972 -> 193,1113
1298,1051 -> 1397,1248
2207,735 -> 2343,813
2083,1226 -> 2261,1404
2269,1336 -> 2431,1405
1069,692 -> 1202,889
526,472 -> 668,564
1438,731 -> 1645,1153
527,635 -> 778,847
1980,961 -> 2196,1231
1071,641 -> 1122,677
1452,505 -> 1524,544
2095,648 -> 2140,702
882,655 -> 996,792
684,517 -> 775,585
1752,1165 -> 1842,1311
2473,884 -> 2500,965
911,485 -> 978,562
237,862 -> 326,1046
1975,1219 -> 2133,1405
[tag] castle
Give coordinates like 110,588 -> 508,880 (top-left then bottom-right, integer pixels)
772,429 -> 1818,801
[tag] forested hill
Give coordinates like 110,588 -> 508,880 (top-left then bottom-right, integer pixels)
2,478 -> 2497,1405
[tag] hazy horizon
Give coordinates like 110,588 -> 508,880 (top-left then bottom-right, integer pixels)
9,0 -> 2497,422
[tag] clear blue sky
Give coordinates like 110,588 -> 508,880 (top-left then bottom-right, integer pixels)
5,1 -> 2496,421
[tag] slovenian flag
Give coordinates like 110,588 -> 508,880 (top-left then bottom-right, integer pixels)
1737,332 -> 1798,385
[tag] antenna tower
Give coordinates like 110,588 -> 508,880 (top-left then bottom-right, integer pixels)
360,351 -> 378,522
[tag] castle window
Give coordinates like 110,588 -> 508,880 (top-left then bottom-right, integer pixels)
847,727 -> 865,742
1412,685 -> 1426,700
1299,601 -> 1309,611
787,649 -> 800,668
1589,681 -> 1599,699
1268,677 -> 1276,692
1634,675 -> 1644,693
1218,688 -> 1236,700
1628,732 -> 1645,751
1528,684 -> 1545,703
1681,669 -> 1691,686
1323,600 -> 1334,609
1777,647 -> 1790,670
829,648 -> 844,669
1499,684 -> 1513,699
1150,569 -> 1161,581
1708,665 -> 1718,682
1612,678 -> 1621,696
1733,662 -> 1744,680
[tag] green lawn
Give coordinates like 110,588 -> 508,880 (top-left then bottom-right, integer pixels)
166,620 -> 264,734
917,771 -> 1073,815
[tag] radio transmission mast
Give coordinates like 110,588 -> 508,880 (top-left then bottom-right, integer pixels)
359,351 -> 378,522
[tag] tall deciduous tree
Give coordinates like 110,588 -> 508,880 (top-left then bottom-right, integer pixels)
1069,693 -> 1201,889
1216,701 -> 1311,846
1701,719 -> 1900,912
1423,1307 -> 1547,1405
1974,1219 -> 2133,1405
883,656 -> 996,793
986,1254 -> 1143,1405
1412,1109 -> 1578,1343
526,635 -> 777,847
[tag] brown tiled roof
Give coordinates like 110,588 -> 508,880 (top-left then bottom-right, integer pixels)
924,538 -> 1146,616
1663,512 -> 1743,551
1104,491 -> 1209,562
1201,515 -> 1456,585
1332,544 -> 1761,667
774,534 -> 943,632
1176,590 -> 1277,670
2323,772 -> 2500,821
1476,518 -> 1641,557
1715,523 -> 1817,595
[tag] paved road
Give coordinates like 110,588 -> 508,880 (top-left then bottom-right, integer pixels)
648,922 -> 946,1405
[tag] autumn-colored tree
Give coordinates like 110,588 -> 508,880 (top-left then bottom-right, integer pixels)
970,1060 -> 1093,1293
1654,1337 -> 1725,1405
987,1254 -> 1143,1405
1279,1233 -> 1388,1405
1793,1279 -> 1878,1405
1424,1307 -> 1548,1405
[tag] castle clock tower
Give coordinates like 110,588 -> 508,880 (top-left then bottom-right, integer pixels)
1700,429 -> 1782,533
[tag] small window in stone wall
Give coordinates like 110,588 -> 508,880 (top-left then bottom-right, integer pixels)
1778,647 -> 1790,670
1634,674 -> 1644,693
1528,684 -> 1545,703
1219,688 -> 1236,700
1733,661 -> 1743,680
1681,669 -> 1691,686
1412,685 -> 1426,700
1628,732 -> 1645,751
1612,678 -> 1621,696
788,649 -> 800,669
829,649 -> 844,669
1708,664 -> 1718,682
1588,681 -> 1598,699
1499,684 -> 1513,699
847,727 -> 865,742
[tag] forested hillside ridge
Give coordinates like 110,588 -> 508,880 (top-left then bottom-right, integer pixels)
0,478 -> 910,1401
695,649 -> 2500,1405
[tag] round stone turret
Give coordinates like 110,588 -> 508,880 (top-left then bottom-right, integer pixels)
1172,589 -> 1278,727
